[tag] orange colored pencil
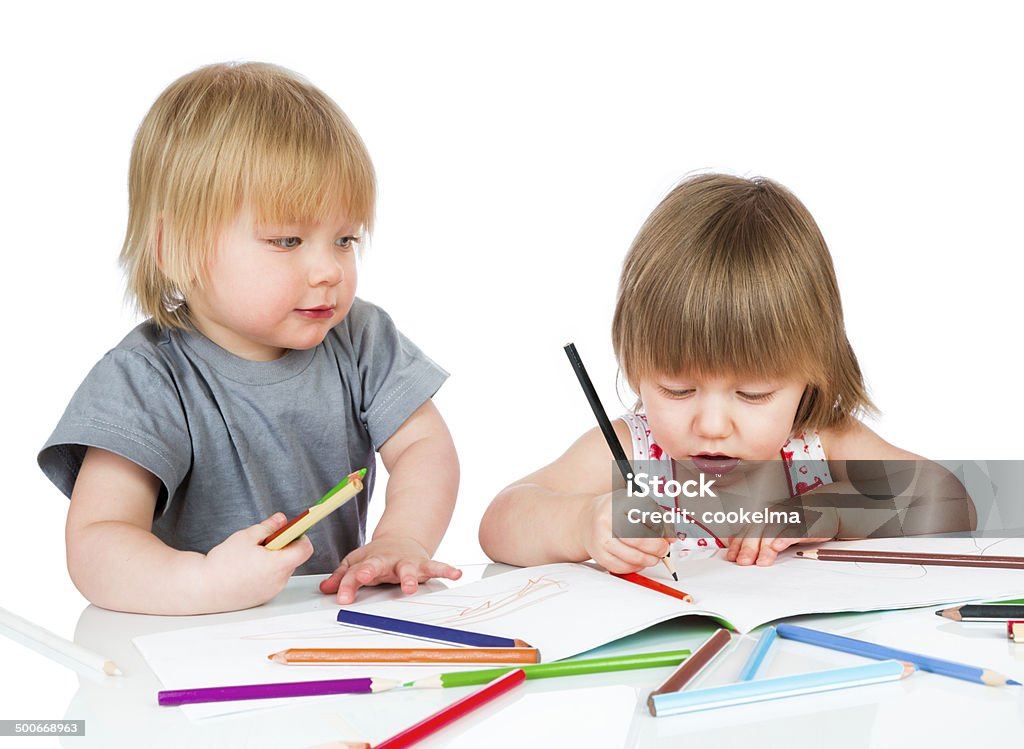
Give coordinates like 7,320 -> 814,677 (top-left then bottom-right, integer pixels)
268,647 -> 541,665
613,572 -> 694,603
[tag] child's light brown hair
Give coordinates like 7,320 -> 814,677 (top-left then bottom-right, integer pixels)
121,62 -> 376,329
612,173 -> 874,433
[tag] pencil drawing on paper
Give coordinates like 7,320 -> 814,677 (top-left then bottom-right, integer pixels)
402,574 -> 571,629
236,573 -> 572,642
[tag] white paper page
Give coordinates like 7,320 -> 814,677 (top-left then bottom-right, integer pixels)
133,564 -> 679,720
136,538 -> 1024,720
643,537 -> 1024,632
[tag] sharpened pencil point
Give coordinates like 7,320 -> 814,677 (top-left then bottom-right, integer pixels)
1009,680 -> 1022,686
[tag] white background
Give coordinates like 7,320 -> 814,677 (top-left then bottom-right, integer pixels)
2,0 -> 1022,725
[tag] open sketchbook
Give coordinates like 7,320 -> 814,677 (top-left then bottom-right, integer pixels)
135,537 -> 1024,719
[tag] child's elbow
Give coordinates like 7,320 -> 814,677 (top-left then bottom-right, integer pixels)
65,531 -> 105,608
478,488 -> 514,562
65,523 -> 130,611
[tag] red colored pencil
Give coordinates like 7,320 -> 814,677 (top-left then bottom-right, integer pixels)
613,572 -> 694,603
374,669 -> 525,749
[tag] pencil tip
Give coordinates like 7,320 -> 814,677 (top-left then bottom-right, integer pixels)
672,573 -> 679,581
1009,680 -> 1022,686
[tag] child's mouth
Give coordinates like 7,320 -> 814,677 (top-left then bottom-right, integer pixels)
690,453 -> 740,476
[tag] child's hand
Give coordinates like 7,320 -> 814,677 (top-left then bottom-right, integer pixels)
203,512 -> 315,609
726,503 -> 839,566
578,492 -> 671,574
319,537 -> 463,604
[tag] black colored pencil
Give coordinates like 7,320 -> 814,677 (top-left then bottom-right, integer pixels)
936,604 -> 1024,622
563,343 -> 636,490
563,342 -> 677,580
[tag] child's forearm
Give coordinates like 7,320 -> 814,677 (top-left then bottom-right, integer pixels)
372,432 -> 459,554
66,521 -> 213,615
796,464 -> 976,540
479,484 -> 594,566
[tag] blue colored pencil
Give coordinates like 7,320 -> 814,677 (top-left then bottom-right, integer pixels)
738,625 -> 777,681
775,623 -> 1020,687
336,611 -> 531,649
649,660 -> 913,716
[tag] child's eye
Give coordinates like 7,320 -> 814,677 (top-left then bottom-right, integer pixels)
738,391 -> 775,402
658,386 -> 694,399
336,236 -> 360,250
270,236 -> 301,249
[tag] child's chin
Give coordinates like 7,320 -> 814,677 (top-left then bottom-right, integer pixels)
285,329 -> 333,351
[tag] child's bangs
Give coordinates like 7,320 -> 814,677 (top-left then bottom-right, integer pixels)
242,127 -> 375,234
624,258 -> 824,386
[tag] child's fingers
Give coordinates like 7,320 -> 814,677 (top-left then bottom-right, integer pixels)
282,535 -> 315,567
352,556 -> 388,584
318,562 -> 348,594
732,528 -> 769,566
599,540 -> 663,573
621,536 -> 670,557
248,512 -> 288,543
395,560 -> 422,594
332,557 -> 388,603
725,532 -> 748,562
425,561 -> 463,580
753,518 -> 801,565
754,544 -> 780,566
334,565 -> 367,604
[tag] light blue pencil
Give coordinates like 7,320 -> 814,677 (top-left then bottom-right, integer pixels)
737,626 -> 777,681
775,623 -> 1020,687
649,660 -> 913,716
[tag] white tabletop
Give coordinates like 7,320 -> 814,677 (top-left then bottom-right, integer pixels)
2,564 -> 1023,749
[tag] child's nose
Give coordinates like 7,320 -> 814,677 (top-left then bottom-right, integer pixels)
309,245 -> 344,286
693,403 -> 733,440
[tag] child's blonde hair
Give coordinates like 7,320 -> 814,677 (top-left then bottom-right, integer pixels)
121,62 -> 376,329
612,173 -> 874,433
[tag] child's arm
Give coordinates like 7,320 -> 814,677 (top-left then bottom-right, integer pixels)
319,400 -> 463,604
479,421 -> 669,572
727,421 -> 976,566
66,447 -> 313,615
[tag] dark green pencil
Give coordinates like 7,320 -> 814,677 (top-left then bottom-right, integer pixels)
403,649 -> 691,689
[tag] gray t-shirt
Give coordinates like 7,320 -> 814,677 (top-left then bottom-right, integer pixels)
38,297 -> 448,575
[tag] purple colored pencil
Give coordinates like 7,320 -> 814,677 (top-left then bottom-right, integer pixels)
158,676 -> 398,706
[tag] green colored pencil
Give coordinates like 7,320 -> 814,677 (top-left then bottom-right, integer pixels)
403,649 -> 691,689
314,468 -> 367,506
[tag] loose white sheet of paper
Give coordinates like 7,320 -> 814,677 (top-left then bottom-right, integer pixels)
135,537 -> 1024,720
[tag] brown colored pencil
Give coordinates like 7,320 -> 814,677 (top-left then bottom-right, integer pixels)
796,548 -> 1024,570
268,647 -> 541,665
646,628 -> 731,715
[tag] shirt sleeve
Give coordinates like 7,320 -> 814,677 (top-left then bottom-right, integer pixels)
37,348 -> 192,511
344,300 -> 449,449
